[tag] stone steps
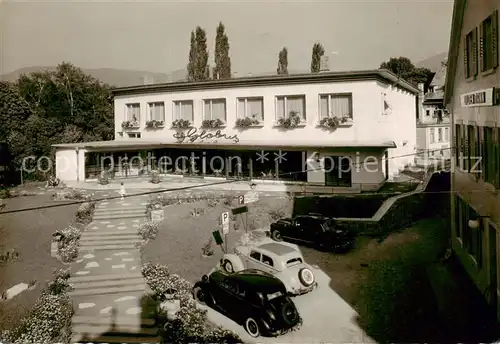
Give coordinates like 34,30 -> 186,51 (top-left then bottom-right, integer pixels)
84,230 -> 139,236
72,315 -> 155,327
81,234 -> 140,241
80,244 -> 137,251
93,214 -> 146,220
79,239 -> 138,246
69,284 -> 146,297
72,324 -> 158,337
94,207 -> 146,213
72,334 -> 161,344
70,273 -> 143,283
71,277 -> 145,290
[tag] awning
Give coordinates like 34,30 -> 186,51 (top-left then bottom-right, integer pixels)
52,140 -> 397,151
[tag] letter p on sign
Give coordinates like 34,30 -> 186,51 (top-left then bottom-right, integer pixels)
238,195 -> 245,205
221,212 -> 229,235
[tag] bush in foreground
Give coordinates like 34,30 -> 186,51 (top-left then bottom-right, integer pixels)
75,201 -> 96,224
1,268 -> 74,344
141,262 -> 242,343
56,224 -> 82,263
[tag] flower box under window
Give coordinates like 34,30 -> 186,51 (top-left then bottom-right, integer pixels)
171,119 -> 192,129
235,116 -> 262,128
201,118 -> 225,128
145,120 -> 164,129
121,120 -> 140,130
318,115 -> 353,129
275,111 -> 303,129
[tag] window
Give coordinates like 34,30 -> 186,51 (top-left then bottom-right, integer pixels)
438,128 -> 443,142
455,124 -> 463,169
480,10 -> 499,72
261,254 -> 273,266
237,97 -> 264,121
426,110 -> 430,117
324,156 -> 352,187
173,100 -> 194,121
203,99 -> 226,122
467,125 -> 478,173
249,251 -> 261,261
126,103 -> 140,122
464,28 -> 478,79
430,128 -> 435,143
484,126 -> 495,184
127,132 -> 141,138
222,278 -> 238,294
444,127 -> 449,142
494,128 -> 500,188
456,195 -> 483,267
477,126 -> 484,178
148,102 -> 165,122
319,94 -> 353,120
276,95 -> 306,120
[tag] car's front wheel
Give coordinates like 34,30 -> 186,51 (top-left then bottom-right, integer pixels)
271,230 -> 282,241
244,317 -> 260,337
223,259 -> 234,273
192,285 -> 207,305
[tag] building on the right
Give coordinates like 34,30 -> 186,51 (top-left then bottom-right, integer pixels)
444,0 -> 500,319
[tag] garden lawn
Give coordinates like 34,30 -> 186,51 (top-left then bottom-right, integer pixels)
0,189 -> 80,331
141,194 -> 293,283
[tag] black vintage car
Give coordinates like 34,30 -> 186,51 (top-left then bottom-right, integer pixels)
192,269 -> 301,337
270,214 -> 355,252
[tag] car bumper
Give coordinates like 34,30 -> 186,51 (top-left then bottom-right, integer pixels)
262,320 -> 301,337
288,281 -> 318,296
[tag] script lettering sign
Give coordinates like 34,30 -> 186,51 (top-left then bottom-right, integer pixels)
173,128 -> 239,143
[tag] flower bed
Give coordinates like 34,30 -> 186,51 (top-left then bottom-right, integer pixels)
52,189 -> 89,201
75,200 -> 96,225
318,115 -> 351,129
172,119 -> 191,129
141,263 -> 241,343
54,224 -> 82,263
147,191 -> 235,210
235,116 -> 261,128
136,221 -> 159,251
201,118 -> 224,128
0,268 -> 74,344
145,120 -> 164,129
276,111 -> 302,129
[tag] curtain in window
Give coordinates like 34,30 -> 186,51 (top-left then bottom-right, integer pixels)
276,98 -> 285,119
211,100 -> 226,121
319,96 -> 329,119
180,101 -> 193,121
286,97 -> 305,119
430,128 -> 435,143
331,96 -> 351,118
247,98 -> 263,120
237,99 -> 246,118
151,103 -> 164,121
127,104 -> 139,122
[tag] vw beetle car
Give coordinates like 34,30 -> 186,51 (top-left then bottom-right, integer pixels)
220,241 -> 317,295
192,269 -> 301,337
270,213 -> 355,252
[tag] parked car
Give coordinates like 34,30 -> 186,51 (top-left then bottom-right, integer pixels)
270,214 -> 355,251
192,269 -> 301,337
220,242 -> 317,296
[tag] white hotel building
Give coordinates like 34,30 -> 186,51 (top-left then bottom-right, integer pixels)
53,70 -> 419,193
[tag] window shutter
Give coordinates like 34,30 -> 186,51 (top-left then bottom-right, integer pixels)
464,36 -> 469,78
472,27 -> 479,76
492,10 -> 499,68
464,126 -> 470,171
479,22 -> 485,71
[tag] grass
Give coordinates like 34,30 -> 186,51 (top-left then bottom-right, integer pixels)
141,193 -> 292,283
0,186 -> 81,331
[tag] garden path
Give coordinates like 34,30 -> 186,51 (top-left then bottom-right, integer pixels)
68,190 -> 160,343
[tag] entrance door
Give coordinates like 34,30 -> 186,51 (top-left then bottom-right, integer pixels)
489,224 -> 498,316
324,156 -> 352,187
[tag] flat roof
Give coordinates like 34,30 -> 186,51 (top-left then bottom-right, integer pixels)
52,140 -> 397,150
111,69 -> 420,96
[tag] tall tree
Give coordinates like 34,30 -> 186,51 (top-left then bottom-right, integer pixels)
379,57 -> 434,86
310,43 -> 325,73
194,26 -> 210,81
187,31 -> 197,81
277,47 -> 288,75
213,22 -> 231,79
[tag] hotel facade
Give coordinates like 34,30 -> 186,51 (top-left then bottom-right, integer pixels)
445,0 -> 500,319
53,70 -> 418,193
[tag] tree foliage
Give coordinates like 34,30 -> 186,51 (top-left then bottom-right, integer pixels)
213,22 -> 231,80
187,27 -> 210,82
0,62 -> 113,177
310,43 -> 325,73
187,31 -> 197,81
277,47 -> 288,75
379,57 -> 434,86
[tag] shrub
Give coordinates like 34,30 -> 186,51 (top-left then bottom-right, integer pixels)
268,207 -> 287,221
1,268 -> 74,344
223,193 -> 234,206
45,176 -> 61,188
99,170 -> 110,185
138,221 -> 159,240
56,225 -> 82,263
0,249 -> 20,265
201,237 -> 214,257
76,201 -> 96,224
0,189 -> 11,199
150,170 -> 161,184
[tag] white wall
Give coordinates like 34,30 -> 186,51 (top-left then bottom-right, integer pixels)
55,148 -> 86,181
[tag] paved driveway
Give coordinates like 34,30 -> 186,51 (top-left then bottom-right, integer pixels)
203,267 -> 376,343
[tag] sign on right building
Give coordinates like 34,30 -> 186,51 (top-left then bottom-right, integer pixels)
444,0 -> 500,322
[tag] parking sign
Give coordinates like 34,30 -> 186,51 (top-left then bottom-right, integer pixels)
221,212 -> 229,234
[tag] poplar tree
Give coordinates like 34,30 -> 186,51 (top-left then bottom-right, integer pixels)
194,26 -> 209,81
277,47 -> 288,75
310,43 -> 325,73
187,31 -> 197,81
213,22 -> 231,79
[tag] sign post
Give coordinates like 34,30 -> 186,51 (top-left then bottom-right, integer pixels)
221,212 -> 229,252
212,230 -> 225,253
231,205 -> 249,233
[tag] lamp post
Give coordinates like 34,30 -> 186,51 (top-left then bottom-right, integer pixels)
75,147 -> 80,182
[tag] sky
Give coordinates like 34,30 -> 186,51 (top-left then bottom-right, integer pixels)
1,0 -> 454,76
